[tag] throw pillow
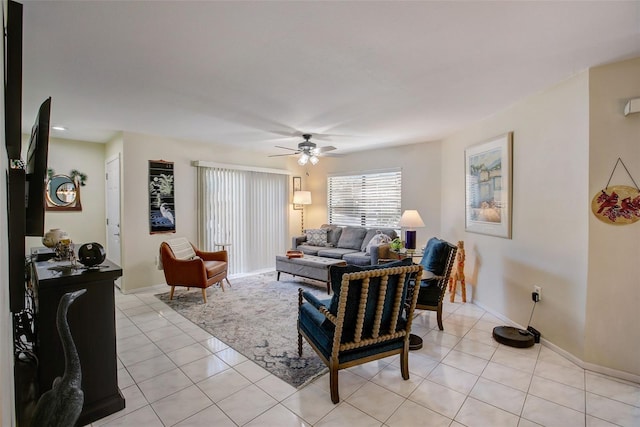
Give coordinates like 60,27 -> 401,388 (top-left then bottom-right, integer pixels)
365,232 -> 392,255
166,238 -> 196,260
305,228 -> 328,246
419,238 -> 450,275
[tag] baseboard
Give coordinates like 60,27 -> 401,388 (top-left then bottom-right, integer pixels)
124,282 -> 166,295
472,300 -> 640,385
543,339 -> 640,385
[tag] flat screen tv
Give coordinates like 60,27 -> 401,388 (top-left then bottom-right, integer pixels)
25,97 -> 51,236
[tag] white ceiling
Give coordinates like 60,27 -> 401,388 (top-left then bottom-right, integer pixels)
20,1 -> 640,155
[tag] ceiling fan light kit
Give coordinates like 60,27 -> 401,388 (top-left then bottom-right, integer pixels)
270,134 -> 335,165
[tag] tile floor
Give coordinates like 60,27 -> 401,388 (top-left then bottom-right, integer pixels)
92,281 -> 640,427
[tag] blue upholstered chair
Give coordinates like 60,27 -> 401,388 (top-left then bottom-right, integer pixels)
297,259 -> 423,403
415,238 -> 458,330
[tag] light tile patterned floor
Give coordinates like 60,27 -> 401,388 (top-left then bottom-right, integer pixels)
89,282 -> 640,427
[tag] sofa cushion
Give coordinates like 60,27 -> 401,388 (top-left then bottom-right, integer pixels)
341,252 -> 372,266
316,247 -> 359,259
336,226 -> 367,250
419,237 -> 450,276
321,224 -> 343,247
296,244 -> 323,255
305,228 -> 328,246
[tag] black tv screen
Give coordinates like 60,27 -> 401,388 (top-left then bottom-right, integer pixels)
25,97 -> 51,237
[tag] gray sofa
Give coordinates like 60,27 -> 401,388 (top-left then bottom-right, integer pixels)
291,224 -> 397,266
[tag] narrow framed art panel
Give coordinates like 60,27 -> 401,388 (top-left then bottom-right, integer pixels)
149,160 -> 176,234
465,132 -> 513,239
293,176 -> 302,210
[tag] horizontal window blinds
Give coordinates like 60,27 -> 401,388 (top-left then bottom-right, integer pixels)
328,170 -> 402,228
197,166 -> 288,274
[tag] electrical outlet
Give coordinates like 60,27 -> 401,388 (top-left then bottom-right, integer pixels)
534,285 -> 542,301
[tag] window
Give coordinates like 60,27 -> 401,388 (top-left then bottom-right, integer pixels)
195,162 -> 288,274
327,169 -> 402,227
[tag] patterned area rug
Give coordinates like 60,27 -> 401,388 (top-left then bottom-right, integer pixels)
155,271 -> 329,387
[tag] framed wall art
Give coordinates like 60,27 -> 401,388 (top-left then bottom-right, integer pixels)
149,160 -> 175,234
465,132 -> 513,239
293,176 -> 302,210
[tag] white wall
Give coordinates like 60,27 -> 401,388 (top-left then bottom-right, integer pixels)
119,132 -> 293,292
440,73 -> 591,358
586,57 -> 640,376
24,137 -> 106,251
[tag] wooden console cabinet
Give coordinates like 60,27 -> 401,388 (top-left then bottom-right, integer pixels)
32,258 -> 125,426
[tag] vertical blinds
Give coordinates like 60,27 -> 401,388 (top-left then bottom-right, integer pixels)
197,166 -> 288,274
327,169 -> 402,227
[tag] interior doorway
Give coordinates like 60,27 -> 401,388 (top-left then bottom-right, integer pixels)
106,154 -> 122,288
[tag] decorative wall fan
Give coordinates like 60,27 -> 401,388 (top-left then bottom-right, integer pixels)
269,134 -> 336,165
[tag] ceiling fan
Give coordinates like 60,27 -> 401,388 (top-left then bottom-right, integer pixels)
269,134 -> 336,165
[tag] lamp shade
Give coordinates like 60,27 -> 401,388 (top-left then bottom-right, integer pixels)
398,210 -> 425,228
293,190 -> 312,205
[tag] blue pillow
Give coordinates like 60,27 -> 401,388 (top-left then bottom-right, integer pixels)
420,238 -> 450,276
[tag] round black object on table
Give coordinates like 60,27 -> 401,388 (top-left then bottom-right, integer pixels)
493,326 -> 535,348
77,242 -> 106,267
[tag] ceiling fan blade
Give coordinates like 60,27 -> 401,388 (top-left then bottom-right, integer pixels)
268,152 -> 297,157
274,145 -> 300,152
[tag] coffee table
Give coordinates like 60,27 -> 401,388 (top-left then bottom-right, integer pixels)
275,254 -> 346,294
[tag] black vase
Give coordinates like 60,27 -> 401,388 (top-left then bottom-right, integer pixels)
77,243 -> 106,267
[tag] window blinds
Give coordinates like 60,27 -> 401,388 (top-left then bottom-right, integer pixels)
196,165 -> 288,275
327,169 -> 402,227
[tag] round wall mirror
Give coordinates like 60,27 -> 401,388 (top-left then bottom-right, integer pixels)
46,174 -> 82,210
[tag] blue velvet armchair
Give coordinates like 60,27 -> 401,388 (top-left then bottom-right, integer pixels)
297,259 -> 423,403
415,238 -> 458,330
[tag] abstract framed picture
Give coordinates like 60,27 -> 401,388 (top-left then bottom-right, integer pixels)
149,160 -> 176,234
293,176 -> 302,210
465,132 -> 513,239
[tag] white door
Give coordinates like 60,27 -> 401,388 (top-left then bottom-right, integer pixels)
106,155 -> 122,287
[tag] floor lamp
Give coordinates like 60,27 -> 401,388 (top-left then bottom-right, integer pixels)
293,191 -> 312,234
398,209 -> 425,254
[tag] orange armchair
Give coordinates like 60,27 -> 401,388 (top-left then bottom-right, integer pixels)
160,238 -> 230,303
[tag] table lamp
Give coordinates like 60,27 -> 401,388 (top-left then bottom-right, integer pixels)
398,209 -> 425,253
293,190 -> 312,233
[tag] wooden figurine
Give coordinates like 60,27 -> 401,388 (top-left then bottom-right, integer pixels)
448,240 -> 466,302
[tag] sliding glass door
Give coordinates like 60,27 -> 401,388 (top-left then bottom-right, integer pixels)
197,165 -> 288,275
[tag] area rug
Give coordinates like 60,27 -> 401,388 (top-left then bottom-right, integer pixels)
155,271 -> 329,387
